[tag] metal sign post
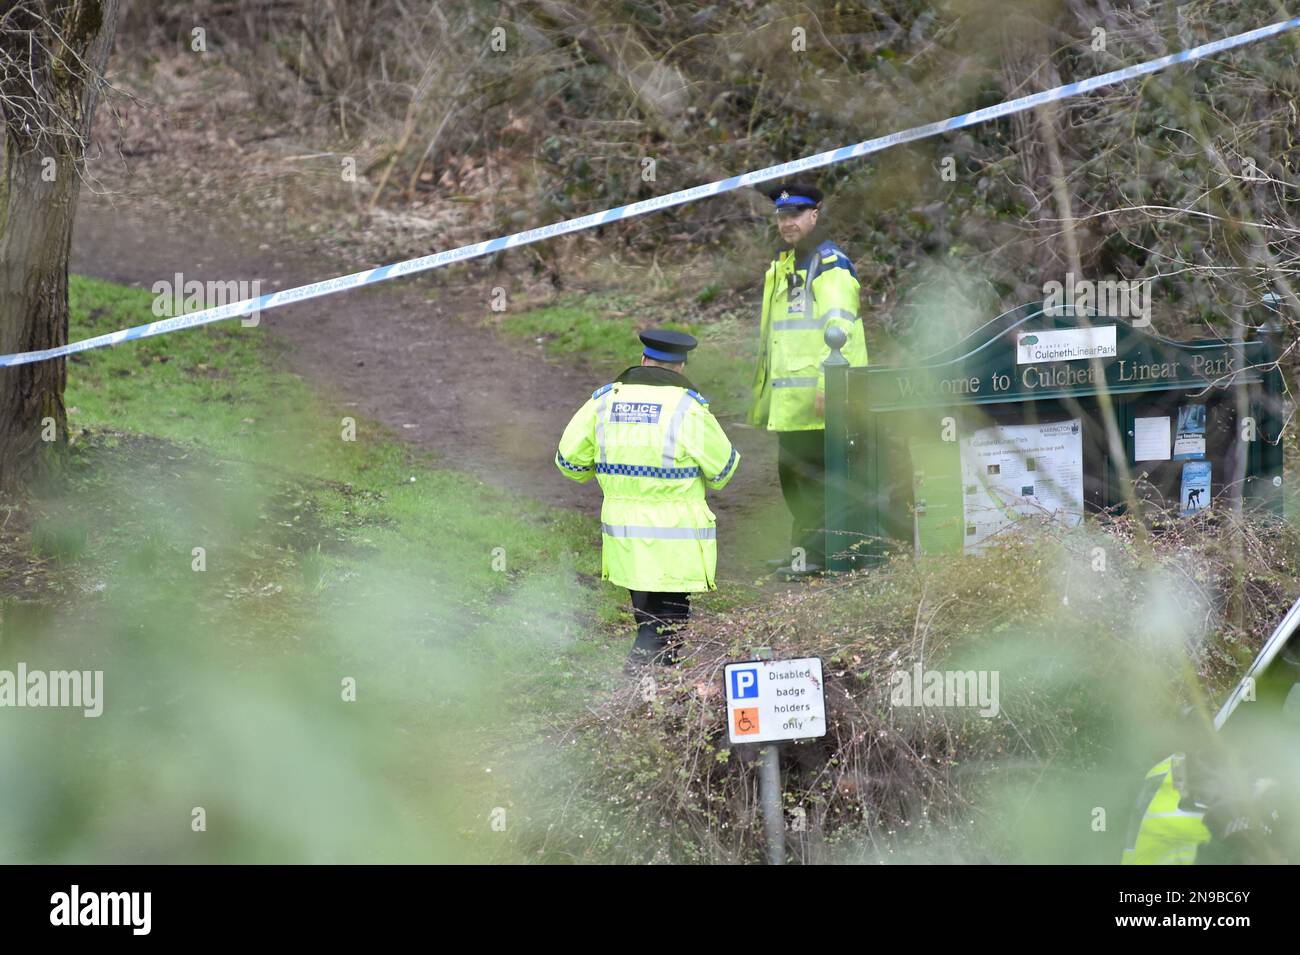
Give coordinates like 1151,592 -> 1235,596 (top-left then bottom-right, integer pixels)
758,740 -> 784,866
725,653 -> 828,865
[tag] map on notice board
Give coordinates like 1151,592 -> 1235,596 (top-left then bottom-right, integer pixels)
959,419 -> 1085,552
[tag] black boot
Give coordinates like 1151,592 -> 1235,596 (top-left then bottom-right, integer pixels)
624,635 -> 679,673
625,591 -> 689,672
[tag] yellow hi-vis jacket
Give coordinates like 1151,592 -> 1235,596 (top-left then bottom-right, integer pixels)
555,365 -> 740,593
1120,753 -> 1212,865
749,238 -> 868,432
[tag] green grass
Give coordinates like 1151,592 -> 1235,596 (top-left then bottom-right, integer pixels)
493,290 -> 760,420
65,276 -> 614,618
494,292 -> 651,368
1,275 -> 639,863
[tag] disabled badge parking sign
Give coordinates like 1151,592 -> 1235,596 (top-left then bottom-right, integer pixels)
724,657 -> 827,744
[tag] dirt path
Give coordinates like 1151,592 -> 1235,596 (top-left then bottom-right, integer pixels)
70,196 -> 781,562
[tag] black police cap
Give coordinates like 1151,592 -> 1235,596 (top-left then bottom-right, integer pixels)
762,181 -> 823,209
640,328 -> 698,363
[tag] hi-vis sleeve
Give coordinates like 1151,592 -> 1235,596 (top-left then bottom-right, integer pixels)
684,403 -> 740,491
555,399 -> 597,483
747,263 -> 777,428
812,260 -> 867,393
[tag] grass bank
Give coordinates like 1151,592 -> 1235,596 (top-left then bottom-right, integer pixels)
1,276 -> 635,863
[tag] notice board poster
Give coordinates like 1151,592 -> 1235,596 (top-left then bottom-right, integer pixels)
1172,403 -> 1207,461
959,419 -> 1085,552
1180,460 -> 1212,515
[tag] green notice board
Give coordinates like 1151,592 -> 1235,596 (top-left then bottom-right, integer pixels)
823,301 -> 1286,569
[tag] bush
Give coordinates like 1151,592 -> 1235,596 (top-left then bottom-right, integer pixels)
570,510 -> 1300,862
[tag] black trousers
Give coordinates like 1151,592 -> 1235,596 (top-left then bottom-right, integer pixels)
777,429 -> 825,567
629,590 -> 690,659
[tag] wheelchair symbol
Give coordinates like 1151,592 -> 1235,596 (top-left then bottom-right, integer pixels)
734,707 -> 759,736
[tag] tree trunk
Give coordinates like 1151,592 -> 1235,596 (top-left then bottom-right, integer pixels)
0,0 -> 121,491
0,146 -> 77,489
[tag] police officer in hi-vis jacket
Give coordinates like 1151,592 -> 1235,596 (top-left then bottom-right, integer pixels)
556,329 -> 740,671
749,181 -> 868,575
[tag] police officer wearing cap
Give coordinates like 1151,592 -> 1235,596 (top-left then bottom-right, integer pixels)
748,180 -> 868,574
556,329 -> 740,670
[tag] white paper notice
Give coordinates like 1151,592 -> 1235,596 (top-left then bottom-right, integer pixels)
1134,416 -> 1171,462
958,419 -> 1085,553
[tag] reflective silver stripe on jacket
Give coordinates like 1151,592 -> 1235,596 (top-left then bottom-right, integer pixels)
661,392 -> 693,468
601,524 -> 716,540
802,250 -> 820,320
772,307 -> 857,332
772,377 -> 817,388
594,391 -> 611,464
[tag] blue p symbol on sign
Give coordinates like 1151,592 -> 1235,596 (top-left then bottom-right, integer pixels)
731,668 -> 758,699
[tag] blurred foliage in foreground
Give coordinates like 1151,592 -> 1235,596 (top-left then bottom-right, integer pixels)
557,510 -> 1300,863
0,277 -> 632,863
4,276 -> 1299,864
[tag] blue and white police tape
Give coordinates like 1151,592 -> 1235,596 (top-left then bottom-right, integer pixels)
4,16 -> 1298,369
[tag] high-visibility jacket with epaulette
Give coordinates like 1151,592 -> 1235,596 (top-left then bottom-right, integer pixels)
555,365 -> 740,593
749,238 -> 869,432
1120,753 -> 1212,865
